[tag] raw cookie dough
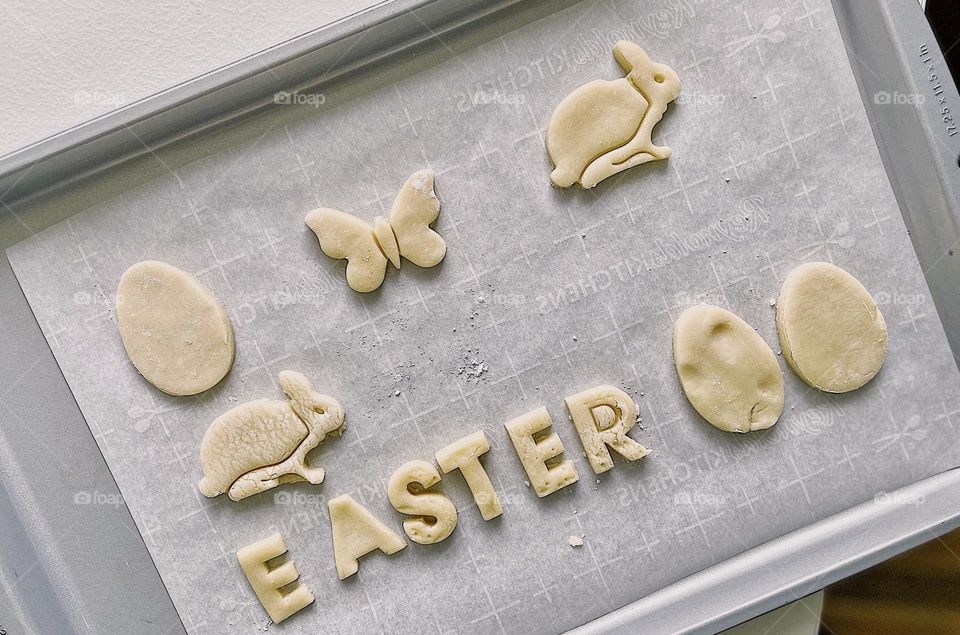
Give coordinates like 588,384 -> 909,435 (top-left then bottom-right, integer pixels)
435,431 -> 502,520
198,371 -> 344,501
305,169 -> 445,292
388,460 -> 458,544
565,384 -> 650,474
116,260 -> 234,395
546,41 -> 680,189
328,494 -> 406,580
776,262 -> 887,392
237,532 -> 314,624
673,304 -> 784,433
504,407 -> 579,497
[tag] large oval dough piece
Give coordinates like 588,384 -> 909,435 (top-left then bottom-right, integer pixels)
117,260 -> 235,396
776,262 -> 887,393
673,304 -> 784,433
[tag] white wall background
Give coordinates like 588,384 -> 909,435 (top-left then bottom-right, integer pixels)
0,0 -> 377,156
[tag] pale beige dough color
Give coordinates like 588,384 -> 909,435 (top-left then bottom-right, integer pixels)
328,494 -> 406,580
546,41 -> 680,189
564,384 -> 650,474
305,169 -> 445,292
236,532 -> 314,624
673,304 -> 784,433
776,262 -> 887,392
435,430 -> 503,520
387,460 -> 458,544
116,260 -> 234,395
504,407 -> 578,497
198,371 -> 344,501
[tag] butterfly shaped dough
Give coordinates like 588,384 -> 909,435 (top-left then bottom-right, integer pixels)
305,169 -> 446,292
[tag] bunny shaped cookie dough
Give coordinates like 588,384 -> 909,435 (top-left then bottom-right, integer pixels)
547,41 -> 681,189
198,371 -> 345,502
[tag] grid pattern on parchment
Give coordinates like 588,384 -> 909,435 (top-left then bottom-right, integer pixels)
8,0 -> 960,633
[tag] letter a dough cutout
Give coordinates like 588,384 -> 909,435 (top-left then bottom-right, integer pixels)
198,371 -> 345,501
305,169 -> 446,292
547,41 -> 681,189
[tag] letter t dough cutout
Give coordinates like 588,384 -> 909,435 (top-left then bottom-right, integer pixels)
237,532 -> 314,624
565,385 -> 650,474
435,431 -> 503,520
546,41 -> 681,189
504,407 -> 578,497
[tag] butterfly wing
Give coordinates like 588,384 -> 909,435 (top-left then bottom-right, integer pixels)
305,208 -> 387,292
389,169 -> 446,268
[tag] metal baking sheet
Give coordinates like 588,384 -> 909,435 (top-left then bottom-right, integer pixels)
6,0 -> 960,632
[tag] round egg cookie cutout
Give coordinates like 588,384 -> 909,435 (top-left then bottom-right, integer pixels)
673,304 -> 784,433
117,260 -> 235,396
776,262 -> 887,393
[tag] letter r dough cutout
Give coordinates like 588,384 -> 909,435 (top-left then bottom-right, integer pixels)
328,494 -> 406,580
504,407 -> 578,497
435,431 -> 502,520
565,385 -> 650,474
237,532 -> 314,624
388,460 -> 458,544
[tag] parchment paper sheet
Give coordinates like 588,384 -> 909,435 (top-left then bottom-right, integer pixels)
9,0 -> 960,632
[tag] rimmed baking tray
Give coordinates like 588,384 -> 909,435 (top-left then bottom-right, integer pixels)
1,0 -> 959,633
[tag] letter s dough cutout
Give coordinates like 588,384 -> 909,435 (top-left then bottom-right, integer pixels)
198,371 -> 345,501
116,260 -> 235,396
546,41 -> 680,189
305,169 -> 445,292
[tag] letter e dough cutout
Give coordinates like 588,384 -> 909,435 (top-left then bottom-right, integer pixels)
546,41 -> 680,189
237,532 -> 314,624
435,431 -> 502,520
305,169 -> 445,292
565,384 -> 650,474
198,371 -> 345,501
776,262 -> 887,392
116,260 -> 234,395
328,494 -> 406,579
673,304 -> 784,433
388,460 -> 458,544
504,407 -> 578,497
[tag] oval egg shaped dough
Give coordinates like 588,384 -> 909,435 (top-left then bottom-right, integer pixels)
776,261 -> 887,393
673,304 -> 784,433
117,260 -> 235,396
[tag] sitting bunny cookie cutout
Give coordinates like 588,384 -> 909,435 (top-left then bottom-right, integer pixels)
198,371 -> 345,502
306,169 -> 446,292
547,41 -> 681,189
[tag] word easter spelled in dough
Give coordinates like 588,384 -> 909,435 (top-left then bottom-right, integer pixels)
777,262 -> 887,393
547,41 -> 680,189
198,371 -> 344,502
673,304 -> 784,433
236,384 -> 648,622
116,260 -> 235,396
305,169 -> 446,292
